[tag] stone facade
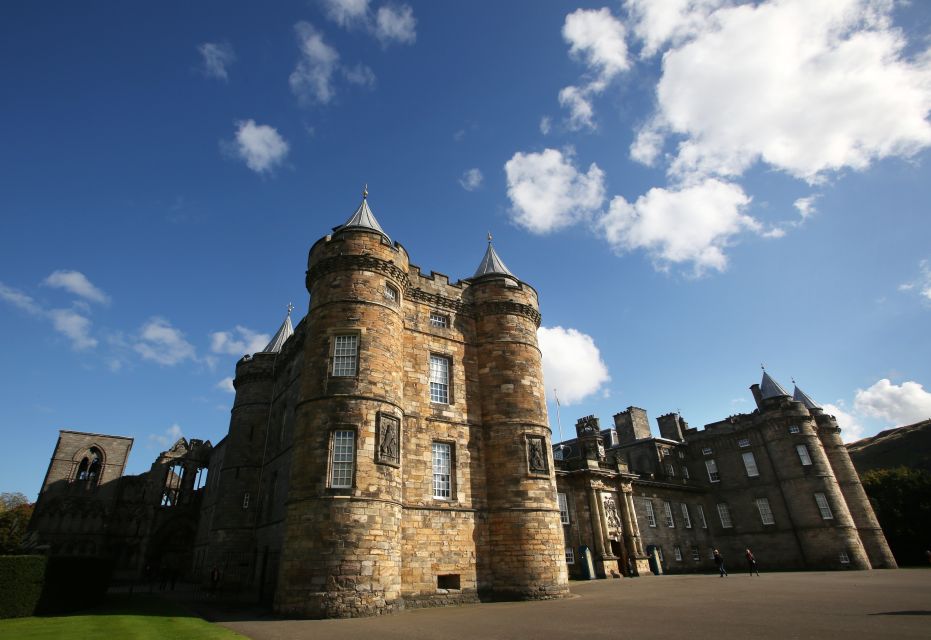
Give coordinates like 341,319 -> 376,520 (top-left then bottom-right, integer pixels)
553,379 -> 896,578
26,193 -> 893,618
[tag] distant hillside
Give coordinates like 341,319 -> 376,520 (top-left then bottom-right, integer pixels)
847,419 -> 931,475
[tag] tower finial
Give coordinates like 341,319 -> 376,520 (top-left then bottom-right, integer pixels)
761,363 -> 765,371
287,302 -> 294,317
791,376 -> 796,385
362,183 -> 368,199
487,231 -> 493,243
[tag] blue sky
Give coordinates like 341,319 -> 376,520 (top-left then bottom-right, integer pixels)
3,1 -> 931,500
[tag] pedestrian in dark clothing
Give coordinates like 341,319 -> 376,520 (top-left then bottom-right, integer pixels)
714,549 -> 727,577
746,547 -> 760,576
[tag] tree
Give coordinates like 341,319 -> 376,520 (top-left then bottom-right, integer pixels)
861,466 -> 931,566
0,494 -> 34,553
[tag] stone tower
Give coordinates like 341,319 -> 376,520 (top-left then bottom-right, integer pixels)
751,372 -> 870,569
796,386 -> 897,569
275,190 -> 408,617
467,239 -> 569,601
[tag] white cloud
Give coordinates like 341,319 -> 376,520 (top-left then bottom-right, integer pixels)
216,377 -> 236,393
559,8 -> 630,130
134,317 -> 196,366
854,378 -> 931,426
598,178 -> 757,274
458,168 -> 483,191
0,281 -> 42,315
625,0 -> 727,58
343,63 -> 376,88
539,116 -> 552,135
375,4 -> 417,45
210,326 -> 270,356
898,259 -> 931,301
48,308 -> 97,350
538,326 -> 611,405
149,423 -> 184,449
322,0 -> 370,28
822,401 -> 866,443
1,281 -> 98,350
232,119 -> 289,174
290,22 -> 340,105
198,42 -> 235,81
629,0 -> 931,182
43,270 -> 109,304
504,148 -> 605,234
793,195 -> 818,220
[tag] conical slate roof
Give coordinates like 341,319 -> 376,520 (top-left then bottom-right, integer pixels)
793,385 -> 822,410
760,371 -> 790,399
261,304 -> 295,354
334,185 -> 390,241
473,234 -> 515,278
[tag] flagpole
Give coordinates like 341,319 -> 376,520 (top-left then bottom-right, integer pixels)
554,388 -> 564,444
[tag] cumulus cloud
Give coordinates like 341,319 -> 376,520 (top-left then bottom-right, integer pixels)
134,318 -> 196,366
854,379 -> 931,426
794,195 -> 818,220
538,326 -> 611,405
48,308 -> 97,350
628,0 -> 931,182
458,168 -> 483,191
322,0 -> 370,28
598,178 -> 758,274
375,4 -> 417,45
559,8 -> 630,130
504,148 -> 605,234
290,22 -> 341,105
198,42 -> 235,80
43,270 -> 109,304
210,326 -> 270,356
231,119 -> 289,174
216,377 -> 236,393
822,401 -> 866,443
149,423 -> 184,449
1,281 -> 99,350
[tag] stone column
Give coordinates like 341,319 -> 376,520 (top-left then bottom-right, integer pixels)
587,487 -> 607,559
619,488 -> 639,557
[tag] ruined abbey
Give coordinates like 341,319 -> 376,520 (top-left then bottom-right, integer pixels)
27,191 -> 896,618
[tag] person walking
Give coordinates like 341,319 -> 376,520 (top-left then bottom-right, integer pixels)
714,549 -> 727,577
746,547 -> 760,576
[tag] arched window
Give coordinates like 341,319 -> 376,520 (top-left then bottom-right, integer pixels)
75,447 -> 103,488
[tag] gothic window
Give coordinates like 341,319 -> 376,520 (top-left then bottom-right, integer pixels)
705,459 -> 720,482
429,354 -> 450,404
742,452 -> 760,477
432,442 -> 452,499
716,503 -> 733,528
161,462 -> 184,506
429,312 -> 449,328
680,503 -> 692,528
755,497 -> 775,525
796,444 -> 813,466
332,335 -> 359,377
75,447 -> 103,488
330,430 -> 355,489
557,492 -> 570,524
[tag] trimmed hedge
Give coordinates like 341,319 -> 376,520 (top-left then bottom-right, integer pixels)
38,555 -> 115,615
0,555 -> 47,618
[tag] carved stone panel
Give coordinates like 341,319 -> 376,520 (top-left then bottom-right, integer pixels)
376,413 -> 400,467
602,493 -> 622,540
526,435 -> 548,474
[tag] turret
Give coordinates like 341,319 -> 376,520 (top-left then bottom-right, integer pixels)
800,385 -> 897,569
275,189 -> 407,617
467,236 -> 569,601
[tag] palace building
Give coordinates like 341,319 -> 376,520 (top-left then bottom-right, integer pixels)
26,190 -> 895,618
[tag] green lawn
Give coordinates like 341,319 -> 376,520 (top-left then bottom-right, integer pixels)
0,594 -> 247,640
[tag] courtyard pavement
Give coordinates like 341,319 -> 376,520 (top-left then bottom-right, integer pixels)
213,569 -> 930,640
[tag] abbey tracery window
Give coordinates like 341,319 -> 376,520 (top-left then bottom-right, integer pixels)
74,448 -> 103,488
